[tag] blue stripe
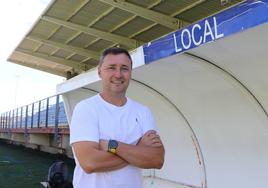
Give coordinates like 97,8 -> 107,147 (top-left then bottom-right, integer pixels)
143,0 -> 268,64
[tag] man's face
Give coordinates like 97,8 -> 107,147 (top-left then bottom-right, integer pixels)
98,53 -> 132,97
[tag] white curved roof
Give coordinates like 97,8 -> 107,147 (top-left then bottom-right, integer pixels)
7,0 -> 242,78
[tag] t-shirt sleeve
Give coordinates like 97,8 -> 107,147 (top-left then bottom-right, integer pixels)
142,107 -> 158,135
69,100 -> 99,145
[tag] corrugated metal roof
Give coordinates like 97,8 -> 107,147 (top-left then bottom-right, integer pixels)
7,0 -> 244,79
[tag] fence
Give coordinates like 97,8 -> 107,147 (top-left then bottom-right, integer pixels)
0,95 -> 68,130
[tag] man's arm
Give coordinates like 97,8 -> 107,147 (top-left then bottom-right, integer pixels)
72,141 -> 128,174
100,130 -> 165,169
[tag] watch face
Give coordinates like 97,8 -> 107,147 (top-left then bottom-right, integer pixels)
108,140 -> 118,154
109,140 -> 118,149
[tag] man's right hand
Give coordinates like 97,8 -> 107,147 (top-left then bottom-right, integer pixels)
115,129 -> 165,169
137,130 -> 163,147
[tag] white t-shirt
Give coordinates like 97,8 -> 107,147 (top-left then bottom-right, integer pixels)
70,94 -> 157,188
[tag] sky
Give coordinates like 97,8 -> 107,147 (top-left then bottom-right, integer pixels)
0,0 -> 65,113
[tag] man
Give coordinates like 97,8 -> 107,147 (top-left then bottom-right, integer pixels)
70,47 -> 165,188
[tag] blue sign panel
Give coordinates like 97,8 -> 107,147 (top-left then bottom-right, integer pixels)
143,0 -> 268,64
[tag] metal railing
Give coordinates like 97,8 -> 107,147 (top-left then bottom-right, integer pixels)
0,95 -> 68,131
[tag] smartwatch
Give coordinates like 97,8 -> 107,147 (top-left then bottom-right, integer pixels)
108,140 -> 118,154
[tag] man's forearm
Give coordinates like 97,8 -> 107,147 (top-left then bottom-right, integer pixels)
72,141 -> 128,174
116,141 -> 164,169
90,149 -> 128,172
98,131 -> 165,169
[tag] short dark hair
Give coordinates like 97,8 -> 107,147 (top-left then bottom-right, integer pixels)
99,47 -> 132,67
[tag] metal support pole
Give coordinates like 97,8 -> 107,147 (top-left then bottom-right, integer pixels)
45,98 -> 49,128
12,110 -> 15,129
1,114 -> 3,128
6,112 -> 8,129
20,107 -> 23,128
1,114 -> 3,129
16,108 -> 18,128
4,113 -> 7,129
0,114 -> 2,128
8,111 -> 11,129
37,100 -> 41,128
54,95 -> 60,144
25,105 -> 28,132
31,103 -> 34,128
7,111 -> 11,137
